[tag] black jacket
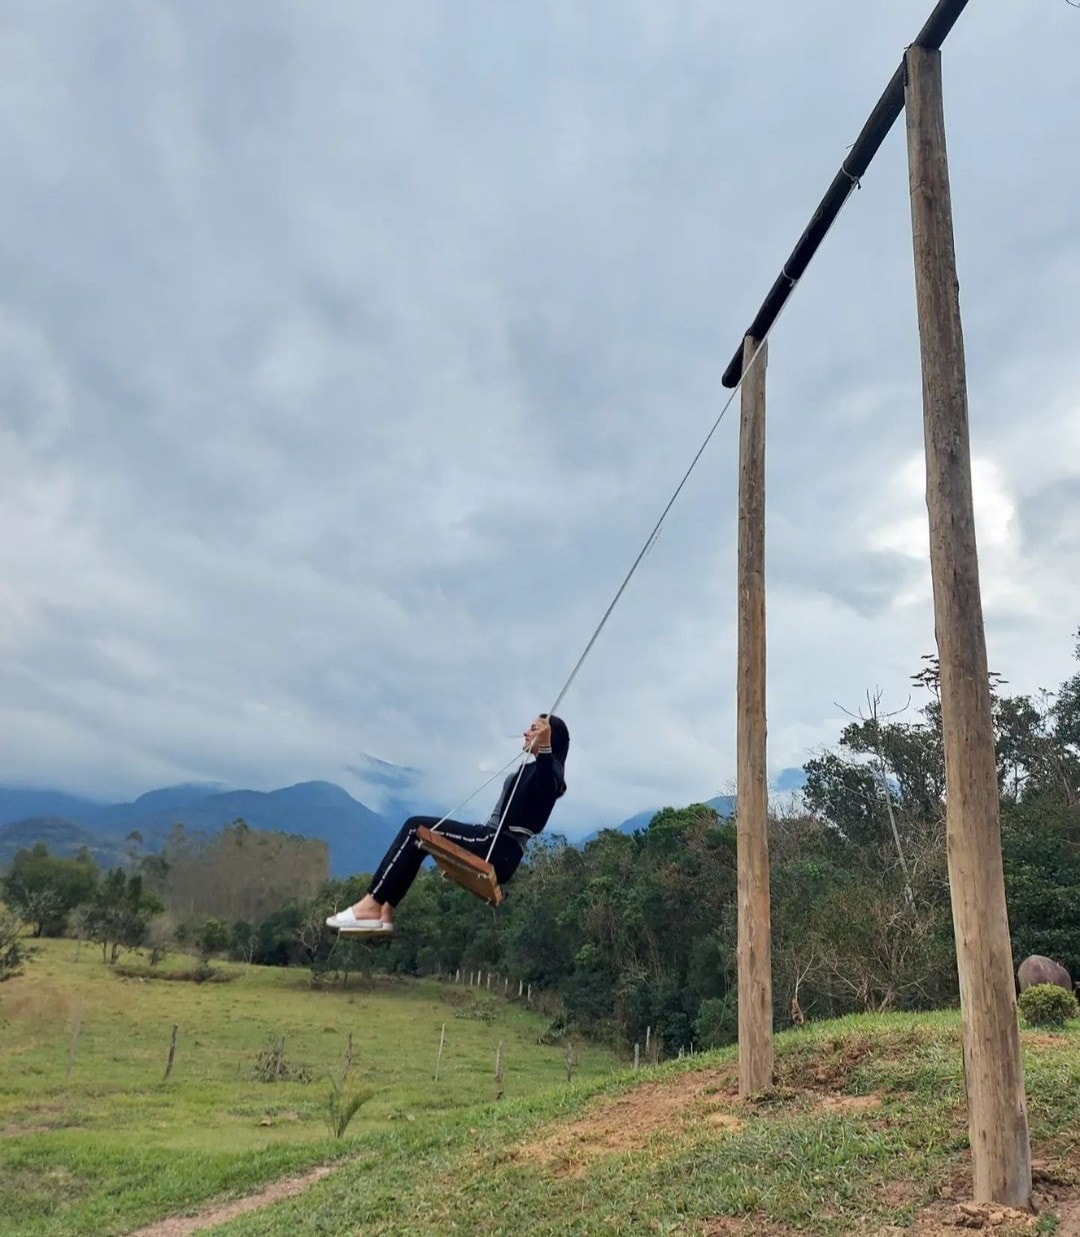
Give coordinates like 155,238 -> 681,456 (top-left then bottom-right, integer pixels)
485,750 -> 566,846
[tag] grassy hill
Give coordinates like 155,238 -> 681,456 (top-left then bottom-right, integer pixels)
2,942 -> 1078,1235
0,939 -> 621,1236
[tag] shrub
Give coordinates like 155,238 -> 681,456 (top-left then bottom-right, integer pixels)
112,964 -> 234,984
537,1011 -> 576,1045
694,995 -> 738,1049
195,917 -> 230,964
453,996 -> 497,1022
252,1035 -> 312,1083
1018,983 -> 1079,1029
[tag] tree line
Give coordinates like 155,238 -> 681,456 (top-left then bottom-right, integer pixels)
4,632 -> 1078,1057
1,821 -> 327,969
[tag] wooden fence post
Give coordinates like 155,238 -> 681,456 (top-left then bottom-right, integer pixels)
163,1024 -> 179,1082
435,1024 -> 446,1082
66,1000 -> 85,1081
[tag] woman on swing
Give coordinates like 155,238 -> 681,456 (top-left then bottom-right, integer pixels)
326,713 -> 569,935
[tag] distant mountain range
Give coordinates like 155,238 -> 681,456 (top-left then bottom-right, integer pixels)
0,781 -> 756,877
0,782 -> 394,878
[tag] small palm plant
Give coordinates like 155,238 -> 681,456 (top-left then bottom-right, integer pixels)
324,1074 -> 374,1138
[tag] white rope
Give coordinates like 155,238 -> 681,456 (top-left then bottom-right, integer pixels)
483,755 -> 530,864
420,133 -> 868,874
547,136 -> 869,718
422,303 -> 782,874
547,328 -> 774,718
426,749 -> 524,834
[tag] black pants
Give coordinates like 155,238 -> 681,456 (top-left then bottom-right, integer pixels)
368,816 -> 525,907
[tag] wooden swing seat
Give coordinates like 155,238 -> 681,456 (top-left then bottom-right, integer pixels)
416,826 -> 504,906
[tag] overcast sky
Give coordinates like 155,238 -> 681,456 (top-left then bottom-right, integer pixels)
2,1 -> 1078,835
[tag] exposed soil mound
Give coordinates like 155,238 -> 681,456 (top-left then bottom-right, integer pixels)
517,1066 -> 743,1175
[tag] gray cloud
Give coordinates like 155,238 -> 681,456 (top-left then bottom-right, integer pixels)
1018,478 -> 1080,558
2,0 -> 1079,833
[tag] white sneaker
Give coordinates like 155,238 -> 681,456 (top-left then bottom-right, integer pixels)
325,908 -> 393,934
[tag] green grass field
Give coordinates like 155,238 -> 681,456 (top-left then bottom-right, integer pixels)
3,942 -> 1079,1236
0,940 -> 622,1235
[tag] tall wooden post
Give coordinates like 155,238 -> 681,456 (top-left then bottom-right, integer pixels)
905,45 -> 1030,1207
736,334 -> 773,1096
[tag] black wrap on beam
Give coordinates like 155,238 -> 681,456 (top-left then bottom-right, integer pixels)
721,0 -> 972,388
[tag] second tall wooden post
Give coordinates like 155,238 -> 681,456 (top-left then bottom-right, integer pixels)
905,45 -> 1030,1206
736,334 -> 773,1096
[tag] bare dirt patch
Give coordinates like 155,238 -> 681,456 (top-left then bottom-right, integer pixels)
864,1151 -> 1080,1236
516,1065 -> 888,1180
1018,1030 -> 1075,1046
877,1178 -> 921,1211
698,1219 -> 793,1235
697,1197 -> 1046,1236
517,1067 -> 743,1175
130,1165 -> 337,1237
892,1200 -> 1037,1234
1052,1195 -> 1080,1237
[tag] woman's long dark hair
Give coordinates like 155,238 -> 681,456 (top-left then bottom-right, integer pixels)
543,713 -> 570,797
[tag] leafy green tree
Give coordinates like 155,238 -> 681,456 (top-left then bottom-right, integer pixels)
228,920 -> 258,964
2,843 -> 99,937
194,917 -> 230,964
694,994 -> 738,1048
500,837 -> 584,989
85,870 -> 163,963
1052,626 -> 1080,759
0,905 -> 34,981
803,697 -> 944,856
224,629 -> 1080,1055
1002,799 -> 1080,978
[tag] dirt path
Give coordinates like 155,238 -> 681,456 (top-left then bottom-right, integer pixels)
129,1165 -> 337,1237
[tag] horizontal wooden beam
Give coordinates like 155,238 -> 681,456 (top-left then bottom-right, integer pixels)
721,0 -> 972,388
